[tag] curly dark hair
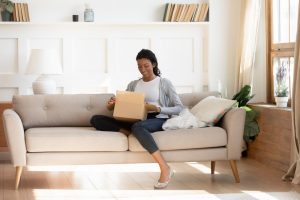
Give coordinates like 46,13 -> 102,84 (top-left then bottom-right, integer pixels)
136,49 -> 161,76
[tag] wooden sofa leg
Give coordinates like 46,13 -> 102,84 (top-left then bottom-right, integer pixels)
15,166 -> 23,190
229,160 -> 240,183
211,161 -> 215,174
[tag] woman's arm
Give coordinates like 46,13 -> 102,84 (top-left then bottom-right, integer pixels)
159,78 -> 184,115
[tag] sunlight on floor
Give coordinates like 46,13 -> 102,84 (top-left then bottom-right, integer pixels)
32,189 -> 222,200
242,191 -> 281,200
27,163 -> 162,172
187,162 -> 220,174
27,162 -> 214,173
32,189 -> 300,200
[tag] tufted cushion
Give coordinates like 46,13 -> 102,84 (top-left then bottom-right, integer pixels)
13,94 -> 114,129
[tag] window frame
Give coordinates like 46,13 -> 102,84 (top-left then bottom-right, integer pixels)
266,0 -> 296,105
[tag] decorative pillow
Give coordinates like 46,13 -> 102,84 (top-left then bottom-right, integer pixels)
162,108 -> 207,130
190,96 -> 237,126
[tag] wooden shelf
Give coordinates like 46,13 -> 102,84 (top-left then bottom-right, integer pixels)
0,21 -> 209,26
249,103 -> 291,111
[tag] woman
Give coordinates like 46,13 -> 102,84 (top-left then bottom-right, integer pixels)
90,49 -> 183,189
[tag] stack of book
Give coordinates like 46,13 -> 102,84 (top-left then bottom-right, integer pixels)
12,3 -> 30,22
163,3 -> 209,22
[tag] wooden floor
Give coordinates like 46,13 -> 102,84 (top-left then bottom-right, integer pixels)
0,158 -> 299,200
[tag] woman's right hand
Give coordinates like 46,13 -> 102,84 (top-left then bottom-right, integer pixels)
107,96 -> 116,111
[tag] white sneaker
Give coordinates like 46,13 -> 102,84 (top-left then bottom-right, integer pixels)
154,168 -> 174,189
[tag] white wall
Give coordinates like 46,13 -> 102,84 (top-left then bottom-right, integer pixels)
208,0 -> 242,98
1,0 -> 265,101
208,0 -> 266,101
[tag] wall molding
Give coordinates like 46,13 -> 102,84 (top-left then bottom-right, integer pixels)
0,23 -> 208,101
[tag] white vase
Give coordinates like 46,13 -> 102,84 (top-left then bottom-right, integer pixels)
275,96 -> 288,107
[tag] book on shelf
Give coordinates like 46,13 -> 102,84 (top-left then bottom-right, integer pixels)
17,3 -> 21,21
186,4 -> 198,22
24,3 -> 30,21
201,4 -> 209,21
178,4 -> 187,22
163,3 -> 208,22
198,3 -> 209,22
163,3 -> 171,22
12,3 -> 30,22
170,4 -> 180,22
12,3 -> 17,21
175,4 -> 183,22
169,3 -> 175,21
21,3 -> 26,21
193,4 -> 201,22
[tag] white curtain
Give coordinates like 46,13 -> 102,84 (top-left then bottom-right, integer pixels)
235,0 -> 261,92
282,1 -> 300,184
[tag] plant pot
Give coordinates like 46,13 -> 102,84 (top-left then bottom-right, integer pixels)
1,10 -> 12,21
275,96 -> 288,107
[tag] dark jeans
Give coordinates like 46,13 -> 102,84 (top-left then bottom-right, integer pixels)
90,114 -> 167,154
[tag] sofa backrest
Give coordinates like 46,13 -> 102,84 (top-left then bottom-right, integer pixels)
13,92 -> 220,129
13,94 -> 114,129
178,92 -> 221,108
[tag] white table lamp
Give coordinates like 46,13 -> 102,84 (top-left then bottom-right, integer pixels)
27,49 -> 62,94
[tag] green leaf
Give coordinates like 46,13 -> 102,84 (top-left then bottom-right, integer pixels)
232,85 -> 255,107
232,85 -> 260,142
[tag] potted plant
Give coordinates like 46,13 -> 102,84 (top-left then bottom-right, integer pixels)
274,62 -> 289,107
0,0 -> 14,21
232,85 -> 259,142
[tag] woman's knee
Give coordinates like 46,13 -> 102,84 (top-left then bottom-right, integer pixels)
90,115 -> 105,126
90,115 -> 118,131
131,121 -> 144,133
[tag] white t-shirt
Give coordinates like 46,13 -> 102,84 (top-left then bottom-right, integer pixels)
135,76 -> 168,118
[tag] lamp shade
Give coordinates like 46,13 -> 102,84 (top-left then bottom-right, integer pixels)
26,49 -> 62,75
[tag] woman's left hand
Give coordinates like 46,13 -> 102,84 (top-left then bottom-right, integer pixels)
145,103 -> 161,113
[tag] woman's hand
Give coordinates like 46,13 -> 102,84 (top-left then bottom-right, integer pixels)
145,103 -> 161,113
107,97 -> 116,111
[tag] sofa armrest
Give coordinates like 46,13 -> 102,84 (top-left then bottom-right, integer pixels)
2,109 -> 26,166
220,107 -> 246,160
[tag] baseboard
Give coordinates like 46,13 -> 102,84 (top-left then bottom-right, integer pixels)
0,151 -> 11,161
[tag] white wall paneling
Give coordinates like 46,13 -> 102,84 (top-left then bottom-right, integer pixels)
0,23 -> 208,101
1,1 -> 262,102
0,88 -> 18,101
0,38 -> 18,74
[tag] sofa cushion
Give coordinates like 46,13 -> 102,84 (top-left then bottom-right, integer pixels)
13,94 -> 114,129
129,127 -> 227,152
25,127 -> 128,152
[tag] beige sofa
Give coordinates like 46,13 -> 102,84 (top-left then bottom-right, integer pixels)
3,92 -> 245,189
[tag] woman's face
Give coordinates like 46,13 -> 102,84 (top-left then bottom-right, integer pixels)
137,58 -> 155,80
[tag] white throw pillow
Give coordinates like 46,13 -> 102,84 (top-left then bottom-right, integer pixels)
190,96 -> 237,126
162,108 -> 207,130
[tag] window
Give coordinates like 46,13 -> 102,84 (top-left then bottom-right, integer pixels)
266,0 -> 299,104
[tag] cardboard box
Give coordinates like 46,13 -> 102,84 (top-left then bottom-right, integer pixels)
113,91 -> 147,122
